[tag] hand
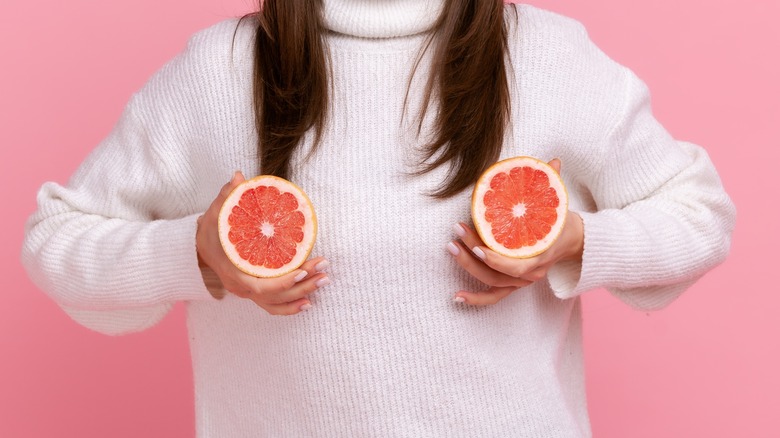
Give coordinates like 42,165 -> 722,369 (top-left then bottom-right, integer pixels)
447,159 -> 584,306
196,171 -> 329,315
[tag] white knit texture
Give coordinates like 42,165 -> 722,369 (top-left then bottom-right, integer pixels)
22,4 -> 735,437
322,0 -> 443,37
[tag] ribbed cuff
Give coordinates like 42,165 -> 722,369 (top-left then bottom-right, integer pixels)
149,213 -> 219,303
547,209 -> 622,299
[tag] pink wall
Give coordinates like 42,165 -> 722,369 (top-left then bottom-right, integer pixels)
1,0 -> 776,436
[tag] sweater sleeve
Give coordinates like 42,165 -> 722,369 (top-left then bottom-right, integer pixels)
21,45 -> 221,336
547,65 -> 736,310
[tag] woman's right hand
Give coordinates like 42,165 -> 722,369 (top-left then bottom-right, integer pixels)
196,171 -> 329,315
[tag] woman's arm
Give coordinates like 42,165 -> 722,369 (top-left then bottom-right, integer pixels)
21,95 -> 216,335
547,67 -> 736,310
453,7 -> 736,309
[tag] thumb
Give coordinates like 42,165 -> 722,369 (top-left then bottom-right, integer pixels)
229,170 -> 247,187
547,158 -> 562,175
214,170 -> 246,205
219,171 -> 246,200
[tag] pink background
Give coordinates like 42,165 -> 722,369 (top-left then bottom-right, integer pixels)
1,0 -> 777,436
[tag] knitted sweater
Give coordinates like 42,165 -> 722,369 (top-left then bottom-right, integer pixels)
22,3 -> 735,437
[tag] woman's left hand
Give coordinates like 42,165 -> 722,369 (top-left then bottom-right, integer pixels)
447,159 -> 585,306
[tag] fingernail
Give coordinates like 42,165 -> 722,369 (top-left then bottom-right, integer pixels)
315,277 -> 331,288
294,271 -> 307,283
300,303 -> 312,311
315,260 -> 329,272
446,241 -> 460,256
452,223 -> 466,237
453,296 -> 466,303
472,246 -> 486,260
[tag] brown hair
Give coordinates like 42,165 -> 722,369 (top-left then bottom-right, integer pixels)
248,0 -> 510,198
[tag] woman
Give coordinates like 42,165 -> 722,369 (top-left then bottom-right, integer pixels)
22,0 -> 735,436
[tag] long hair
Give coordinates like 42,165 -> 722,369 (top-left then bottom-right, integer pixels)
249,0 -> 510,198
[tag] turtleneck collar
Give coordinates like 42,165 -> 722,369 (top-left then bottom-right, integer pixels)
322,0 -> 445,38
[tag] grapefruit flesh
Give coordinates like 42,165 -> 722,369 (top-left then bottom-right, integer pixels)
218,175 -> 317,278
471,157 -> 568,258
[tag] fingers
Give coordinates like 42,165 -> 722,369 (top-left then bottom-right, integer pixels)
259,298 -> 314,316
249,269 -> 330,305
449,222 -> 554,306
227,256 -> 331,314
453,223 -> 546,279
454,286 -> 517,306
446,241 -> 530,288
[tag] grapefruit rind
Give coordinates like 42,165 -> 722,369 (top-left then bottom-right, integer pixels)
471,156 -> 568,259
217,175 -> 317,278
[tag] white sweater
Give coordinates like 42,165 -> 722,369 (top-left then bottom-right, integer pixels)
22,3 -> 735,437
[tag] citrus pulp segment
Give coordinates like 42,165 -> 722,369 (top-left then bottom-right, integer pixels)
218,175 -> 317,278
471,156 -> 568,258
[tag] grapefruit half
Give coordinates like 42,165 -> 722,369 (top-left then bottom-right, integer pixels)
471,156 -> 568,258
218,175 -> 317,278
